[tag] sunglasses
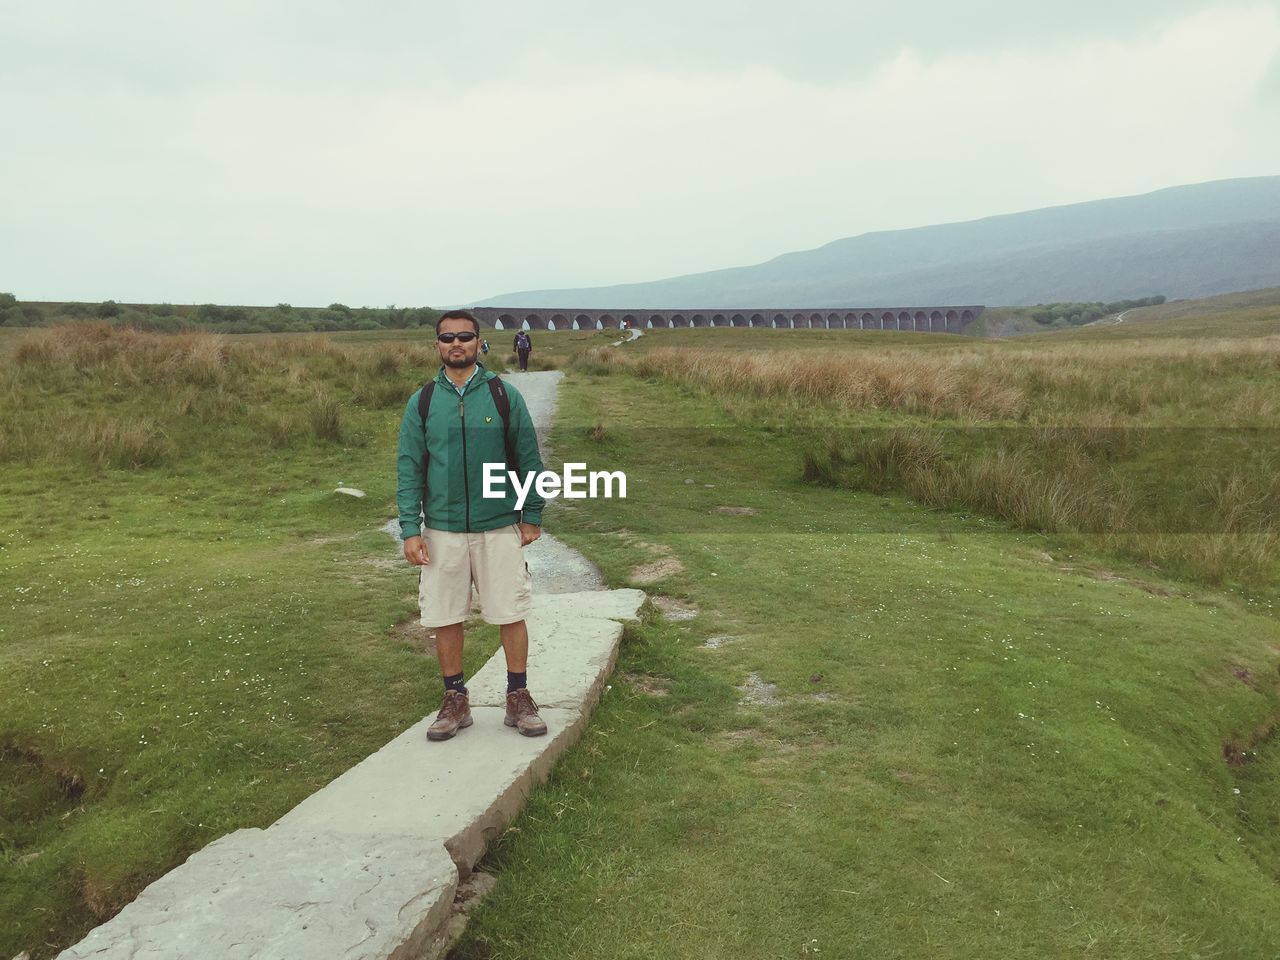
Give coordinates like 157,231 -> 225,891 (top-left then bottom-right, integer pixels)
437,332 -> 478,344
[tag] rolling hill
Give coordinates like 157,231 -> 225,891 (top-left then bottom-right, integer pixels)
473,177 -> 1280,308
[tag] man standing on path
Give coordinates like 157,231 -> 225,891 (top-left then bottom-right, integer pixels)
513,329 -> 532,372
396,309 -> 549,742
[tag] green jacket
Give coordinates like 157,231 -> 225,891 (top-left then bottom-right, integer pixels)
396,364 -> 546,537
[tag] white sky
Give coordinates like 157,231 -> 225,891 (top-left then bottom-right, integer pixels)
2,1 -> 1278,307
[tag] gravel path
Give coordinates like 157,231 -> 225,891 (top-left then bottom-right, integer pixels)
502,370 -> 607,594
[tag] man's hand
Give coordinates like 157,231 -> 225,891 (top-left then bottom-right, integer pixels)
403,535 -> 430,566
518,523 -> 542,547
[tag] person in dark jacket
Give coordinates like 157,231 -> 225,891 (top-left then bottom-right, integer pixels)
513,329 -> 532,371
396,310 -> 548,741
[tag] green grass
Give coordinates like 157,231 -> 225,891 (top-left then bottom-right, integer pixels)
450,370 -> 1280,959
4,318 -> 1280,958
0,326 -> 505,957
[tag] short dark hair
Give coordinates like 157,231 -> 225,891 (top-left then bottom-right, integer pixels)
436,309 -> 481,334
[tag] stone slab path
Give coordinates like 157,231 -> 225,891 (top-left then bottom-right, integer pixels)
58,371 -> 641,960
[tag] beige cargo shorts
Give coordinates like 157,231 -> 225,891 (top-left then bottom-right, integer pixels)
417,523 -> 534,628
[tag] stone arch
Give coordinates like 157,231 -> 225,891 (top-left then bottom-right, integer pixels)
649,314 -> 669,328
827,313 -> 841,329
809,313 -> 824,329
929,310 -> 943,333
862,312 -> 875,329
671,314 -> 689,327
573,314 -> 591,331
913,310 -> 927,331
600,314 -> 619,329
881,311 -> 895,329
550,313 -> 567,331
961,309 -> 974,324
750,313 -> 767,327
773,314 -> 789,328
897,312 -> 911,330
497,313 -> 516,331
792,314 -> 807,328
525,314 -> 546,331
731,313 -> 748,327
691,313 -> 708,327
622,314 -> 637,329
843,313 -> 857,328
711,313 -> 728,326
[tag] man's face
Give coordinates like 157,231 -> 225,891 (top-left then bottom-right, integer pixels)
437,318 -> 480,369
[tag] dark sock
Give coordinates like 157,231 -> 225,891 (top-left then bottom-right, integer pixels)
507,671 -> 527,694
444,672 -> 467,696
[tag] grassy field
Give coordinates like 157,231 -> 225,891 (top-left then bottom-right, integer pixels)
449,364 -> 1280,959
2,312 -> 1279,957
0,324 -> 508,956
570,330 -> 1280,594
1026,287 -> 1280,342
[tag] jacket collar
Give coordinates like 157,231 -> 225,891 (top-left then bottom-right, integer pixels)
435,361 -> 492,392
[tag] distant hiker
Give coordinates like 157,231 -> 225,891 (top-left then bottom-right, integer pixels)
396,309 -> 549,742
480,338 -> 490,354
513,329 -> 532,371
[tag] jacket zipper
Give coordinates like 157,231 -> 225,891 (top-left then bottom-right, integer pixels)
459,393 -> 470,532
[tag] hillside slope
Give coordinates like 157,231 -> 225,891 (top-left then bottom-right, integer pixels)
474,177 -> 1280,308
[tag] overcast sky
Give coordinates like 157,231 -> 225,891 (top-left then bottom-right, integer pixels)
2,1 -> 1278,307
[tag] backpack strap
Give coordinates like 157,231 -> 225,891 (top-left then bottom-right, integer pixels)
417,380 -> 436,425
417,381 -> 436,494
486,376 -> 520,475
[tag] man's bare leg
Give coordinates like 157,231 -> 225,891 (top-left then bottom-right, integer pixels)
435,621 -> 465,677
500,619 -> 528,672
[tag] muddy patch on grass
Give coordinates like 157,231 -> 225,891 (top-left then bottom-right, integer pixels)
702,634 -> 740,650
1230,664 -> 1255,685
1,741 -> 86,844
1066,565 -> 1182,598
629,556 -> 685,584
621,672 -> 671,697
712,505 -> 759,516
651,596 -> 698,621
389,618 -> 436,655
738,672 -> 781,707
308,533 -> 360,546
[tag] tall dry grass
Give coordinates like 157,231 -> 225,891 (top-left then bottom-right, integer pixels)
593,346 -> 1025,419
581,335 -> 1280,587
13,322 -> 232,385
803,425 -> 1280,586
576,336 -> 1280,424
1,323 -> 436,466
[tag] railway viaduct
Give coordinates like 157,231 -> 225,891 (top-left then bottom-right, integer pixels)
471,306 -> 984,335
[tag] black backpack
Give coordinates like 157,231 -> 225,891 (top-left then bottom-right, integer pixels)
418,375 -> 519,478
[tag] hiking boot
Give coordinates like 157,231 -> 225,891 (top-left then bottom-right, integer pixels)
426,690 -> 473,741
505,688 -> 548,737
